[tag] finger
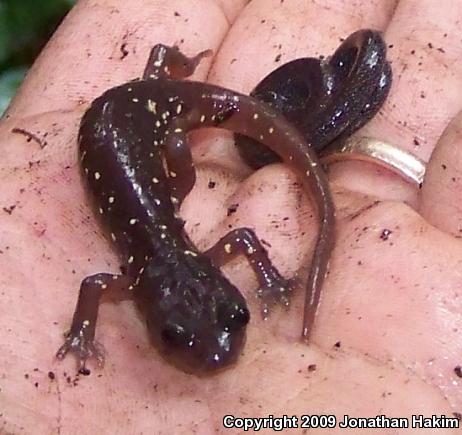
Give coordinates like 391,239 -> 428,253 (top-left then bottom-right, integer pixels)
365,0 -> 462,160
420,111 -> 462,236
187,0 -> 398,180
329,0 -> 462,203
5,0 -> 232,119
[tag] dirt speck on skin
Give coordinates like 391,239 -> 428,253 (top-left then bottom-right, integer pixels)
380,229 -> 392,241
454,366 -> 462,378
11,127 -> 48,148
120,42 -> 129,60
2,205 -> 16,215
79,367 -> 91,376
227,203 -> 239,216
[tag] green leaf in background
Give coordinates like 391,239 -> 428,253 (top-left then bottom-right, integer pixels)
0,3 -> 10,64
0,66 -> 26,114
0,0 -> 76,115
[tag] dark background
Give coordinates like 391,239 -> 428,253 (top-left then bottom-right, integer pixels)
0,0 -> 75,115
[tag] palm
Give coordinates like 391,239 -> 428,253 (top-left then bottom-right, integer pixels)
1,1 -> 461,433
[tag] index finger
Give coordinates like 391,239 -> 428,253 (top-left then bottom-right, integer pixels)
5,0 -> 245,119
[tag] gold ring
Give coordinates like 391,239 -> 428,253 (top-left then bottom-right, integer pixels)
321,137 -> 426,186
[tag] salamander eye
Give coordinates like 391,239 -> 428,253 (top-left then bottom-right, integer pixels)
223,305 -> 250,332
161,323 -> 191,347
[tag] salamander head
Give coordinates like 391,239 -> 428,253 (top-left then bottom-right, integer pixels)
139,253 -> 250,374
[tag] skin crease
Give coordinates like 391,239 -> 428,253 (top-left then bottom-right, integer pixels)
1,0 -> 462,433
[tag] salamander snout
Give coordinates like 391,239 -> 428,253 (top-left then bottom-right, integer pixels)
158,296 -> 250,374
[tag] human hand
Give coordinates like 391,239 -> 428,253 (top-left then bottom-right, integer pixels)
1,0 -> 461,433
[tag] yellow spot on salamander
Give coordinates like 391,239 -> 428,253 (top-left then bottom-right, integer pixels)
129,218 -> 137,225
94,172 -> 101,180
224,243 -> 232,254
253,113 -> 259,120
268,127 -> 274,134
147,99 -> 157,114
108,196 -> 115,203
176,104 -> 182,114
174,128 -> 183,133
152,177 -> 159,184
184,250 -> 198,257
128,256 -> 134,264
169,171 -> 177,178
200,115 -> 206,123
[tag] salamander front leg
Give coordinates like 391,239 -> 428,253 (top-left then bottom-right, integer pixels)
164,121 -> 196,204
205,228 -> 296,318
56,272 -> 131,374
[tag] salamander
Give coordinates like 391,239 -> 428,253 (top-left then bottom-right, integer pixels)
235,29 -> 392,169
56,43 -> 335,375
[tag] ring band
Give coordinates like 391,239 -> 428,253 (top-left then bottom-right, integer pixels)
321,137 -> 426,186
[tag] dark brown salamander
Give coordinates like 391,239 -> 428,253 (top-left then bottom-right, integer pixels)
56,43 -> 335,375
235,29 -> 392,169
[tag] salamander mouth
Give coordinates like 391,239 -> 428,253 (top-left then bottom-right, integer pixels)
154,328 -> 248,376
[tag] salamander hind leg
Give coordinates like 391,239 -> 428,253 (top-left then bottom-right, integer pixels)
205,228 -> 296,318
56,272 -> 130,374
143,44 -> 212,80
